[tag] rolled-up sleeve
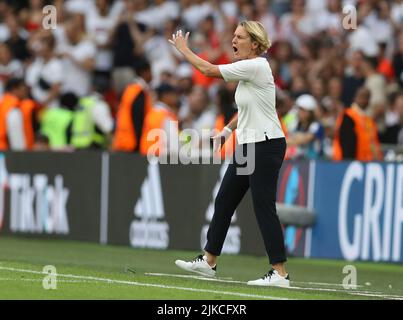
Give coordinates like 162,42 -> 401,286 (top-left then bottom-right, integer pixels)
218,59 -> 257,82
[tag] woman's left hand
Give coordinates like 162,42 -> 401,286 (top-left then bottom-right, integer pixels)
168,29 -> 190,53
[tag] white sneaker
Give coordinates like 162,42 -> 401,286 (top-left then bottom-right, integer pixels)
175,254 -> 216,278
247,268 -> 290,287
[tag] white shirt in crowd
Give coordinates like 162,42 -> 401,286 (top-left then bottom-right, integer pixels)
392,2 -> 403,25
135,1 -> 180,30
348,25 -> 379,57
143,35 -> 177,86
279,12 -> 317,49
182,2 -> 214,31
25,57 -> 63,108
90,93 -> 114,134
56,33 -> 96,97
6,108 -> 26,150
85,2 -> 124,72
0,59 -> 24,96
218,57 -> 285,144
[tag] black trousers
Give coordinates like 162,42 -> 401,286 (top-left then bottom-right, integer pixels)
204,137 -> 287,265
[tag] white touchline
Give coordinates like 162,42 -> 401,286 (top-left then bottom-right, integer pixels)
287,285 -> 403,300
0,266 -> 289,300
145,272 -> 403,300
146,272 -> 245,284
0,278 -> 96,283
146,272 -> 364,287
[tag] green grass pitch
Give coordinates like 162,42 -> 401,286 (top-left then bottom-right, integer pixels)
0,236 -> 402,300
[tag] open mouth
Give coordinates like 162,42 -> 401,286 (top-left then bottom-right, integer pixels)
233,46 -> 238,54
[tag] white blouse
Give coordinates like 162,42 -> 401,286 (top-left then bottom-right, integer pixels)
219,57 -> 285,144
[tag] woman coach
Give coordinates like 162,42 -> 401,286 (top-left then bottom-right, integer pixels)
170,21 -> 289,287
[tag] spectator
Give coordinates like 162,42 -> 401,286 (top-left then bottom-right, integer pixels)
0,42 -> 24,96
113,57 -> 153,152
56,13 -> 96,98
175,62 -> 194,121
316,0 -> 343,36
393,31 -> 403,88
40,92 -> 76,151
26,31 -> 63,108
273,40 -> 294,87
19,0 -> 44,33
135,0 -> 180,32
191,15 -> 231,89
278,88 -> 299,134
341,50 -> 365,107
126,17 -> 178,87
391,0 -> 403,29
181,85 -> 216,152
0,78 -> 29,151
70,77 -> 114,150
333,87 -> 383,161
380,91 -> 403,145
347,3 -> 379,58
111,0 -> 143,97
361,55 -> 387,132
85,0 -> 124,87
181,0 -> 214,31
255,0 -> 279,44
286,94 -> 324,159
139,82 -> 180,157
279,0 -> 318,50
377,42 -> 395,83
366,0 -> 394,54
322,77 -> 344,157
0,1 -> 12,43
4,13 -> 30,62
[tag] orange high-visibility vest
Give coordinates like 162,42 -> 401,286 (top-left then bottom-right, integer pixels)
333,106 -> 383,161
139,107 -> 177,156
0,93 -> 21,150
20,99 -> 37,150
215,113 -> 237,160
113,83 -> 152,152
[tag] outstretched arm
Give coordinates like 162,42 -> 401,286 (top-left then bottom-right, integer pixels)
169,30 -> 222,78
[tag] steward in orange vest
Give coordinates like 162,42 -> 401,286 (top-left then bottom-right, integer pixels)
0,78 -> 37,150
333,87 -> 383,161
140,83 -> 179,157
113,58 -> 153,152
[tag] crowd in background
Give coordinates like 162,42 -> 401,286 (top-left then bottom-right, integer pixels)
0,0 -> 402,161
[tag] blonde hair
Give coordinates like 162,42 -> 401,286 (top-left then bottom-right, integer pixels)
240,21 -> 272,55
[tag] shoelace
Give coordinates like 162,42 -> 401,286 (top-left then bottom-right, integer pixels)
262,268 -> 275,280
191,255 -> 204,263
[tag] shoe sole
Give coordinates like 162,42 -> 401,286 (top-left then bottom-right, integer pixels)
175,261 -> 216,278
247,281 -> 290,288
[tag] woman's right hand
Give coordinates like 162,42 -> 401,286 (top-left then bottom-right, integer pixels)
168,30 -> 190,53
212,126 -> 232,153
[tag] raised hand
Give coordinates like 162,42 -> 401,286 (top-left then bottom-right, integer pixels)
168,29 -> 190,53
